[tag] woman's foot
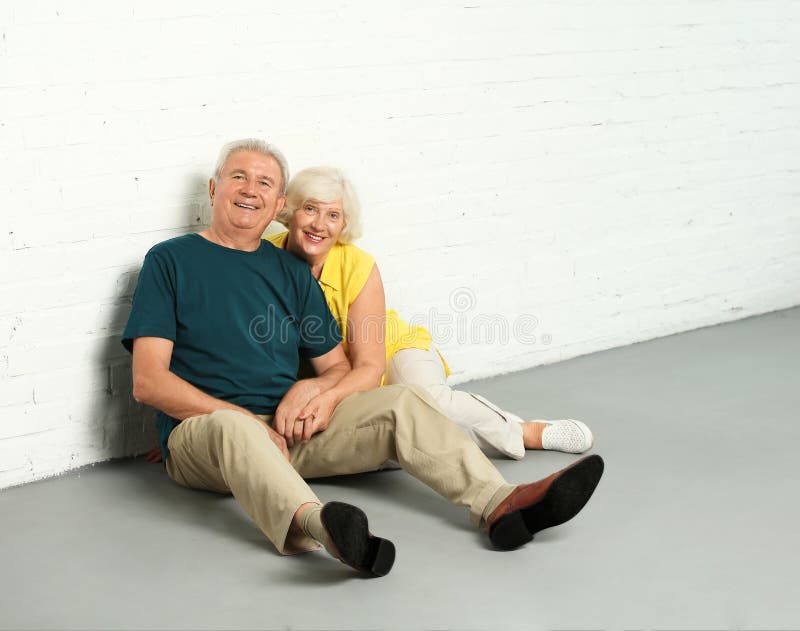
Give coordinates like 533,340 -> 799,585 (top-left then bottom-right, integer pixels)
521,419 -> 594,454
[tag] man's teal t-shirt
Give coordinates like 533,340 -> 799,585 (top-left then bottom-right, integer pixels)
121,234 -> 342,457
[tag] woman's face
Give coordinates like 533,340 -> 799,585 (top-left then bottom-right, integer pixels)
287,198 -> 345,261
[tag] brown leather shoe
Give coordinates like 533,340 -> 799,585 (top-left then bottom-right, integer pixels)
487,454 -> 604,550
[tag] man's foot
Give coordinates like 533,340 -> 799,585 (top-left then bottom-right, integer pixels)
320,502 -> 396,577
521,419 -> 594,453
486,455 -> 604,550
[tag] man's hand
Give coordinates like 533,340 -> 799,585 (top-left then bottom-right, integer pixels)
250,415 -> 290,460
274,379 -> 322,446
294,391 -> 338,443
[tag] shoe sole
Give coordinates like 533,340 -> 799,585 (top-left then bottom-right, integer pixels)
321,502 -> 395,577
489,454 -> 605,551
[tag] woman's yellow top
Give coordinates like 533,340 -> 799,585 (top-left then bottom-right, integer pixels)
265,231 -> 450,377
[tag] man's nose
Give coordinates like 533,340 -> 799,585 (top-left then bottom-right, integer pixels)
241,178 -> 257,196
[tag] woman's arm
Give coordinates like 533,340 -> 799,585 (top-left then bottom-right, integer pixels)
297,264 -> 387,431
339,262 -> 387,388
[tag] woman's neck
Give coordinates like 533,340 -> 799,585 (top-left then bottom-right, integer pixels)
285,235 -> 328,280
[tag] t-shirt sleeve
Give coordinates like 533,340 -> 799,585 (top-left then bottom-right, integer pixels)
121,249 -> 177,353
296,269 -> 343,359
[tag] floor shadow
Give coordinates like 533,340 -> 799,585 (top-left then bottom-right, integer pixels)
308,469 -> 472,533
122,457 -> 281,556
87,170 -> 210,461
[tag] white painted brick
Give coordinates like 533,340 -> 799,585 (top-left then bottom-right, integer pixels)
5,304 -> 129,347
0,401 -> 68,440
1,0 -> 799,488
32,365 -> 108,405
11,1 -> 132,24
0,375 -> 34,407
6,335 -> 126,378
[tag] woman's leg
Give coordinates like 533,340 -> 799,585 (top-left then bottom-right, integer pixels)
386,346 -> 594,457
385,347 -> 526,459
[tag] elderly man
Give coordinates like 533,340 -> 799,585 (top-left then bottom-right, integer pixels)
122,138 -> 604,577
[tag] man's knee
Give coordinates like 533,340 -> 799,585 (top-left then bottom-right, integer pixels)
388,383 -> 449,419
202,409 -> 262,442
399,384 -> 451,416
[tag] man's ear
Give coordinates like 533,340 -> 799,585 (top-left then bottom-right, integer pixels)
274,195 -> 286,218
208,178 -> 216,205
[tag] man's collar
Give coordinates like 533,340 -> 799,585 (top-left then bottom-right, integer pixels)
272,231 -> 340,292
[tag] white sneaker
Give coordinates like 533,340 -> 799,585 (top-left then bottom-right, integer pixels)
540,419 -> 594,454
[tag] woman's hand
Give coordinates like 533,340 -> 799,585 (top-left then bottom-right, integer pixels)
297,391 -> 339,442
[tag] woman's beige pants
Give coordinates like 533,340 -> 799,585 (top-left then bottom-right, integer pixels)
165,384 -> 509,554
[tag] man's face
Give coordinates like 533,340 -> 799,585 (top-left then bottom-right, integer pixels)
208,150 -> 286,236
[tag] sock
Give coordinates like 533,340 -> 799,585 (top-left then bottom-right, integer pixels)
299,504 -> 339,558
481,483 -> 518,524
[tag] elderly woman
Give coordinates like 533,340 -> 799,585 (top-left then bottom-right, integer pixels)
265,167 -> 594,459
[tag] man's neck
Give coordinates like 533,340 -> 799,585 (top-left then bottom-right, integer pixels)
199,226 -> 262,252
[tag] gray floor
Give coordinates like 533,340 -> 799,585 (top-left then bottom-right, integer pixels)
2,308 -> 799,630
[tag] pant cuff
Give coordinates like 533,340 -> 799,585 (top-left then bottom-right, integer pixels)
470,480 -> 513,528
274,499 -> 323,555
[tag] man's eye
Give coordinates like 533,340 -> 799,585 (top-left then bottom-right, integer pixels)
329,213 -> 340,221
260,181 -> 271,187
232,174 -> 244,180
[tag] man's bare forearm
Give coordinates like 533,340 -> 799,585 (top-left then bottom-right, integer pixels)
134,369 -> 255,421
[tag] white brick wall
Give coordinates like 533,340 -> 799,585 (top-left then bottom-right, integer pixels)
1,0 -> 799,488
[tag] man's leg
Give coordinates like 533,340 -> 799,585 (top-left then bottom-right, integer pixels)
165,409 -> 321,554
291,384 -> 604,548
291,384 -> 513,526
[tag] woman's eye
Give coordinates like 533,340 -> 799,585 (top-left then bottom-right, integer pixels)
329,213 -> 340,221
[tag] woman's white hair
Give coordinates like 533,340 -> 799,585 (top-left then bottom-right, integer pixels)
212,138 -> 290,196
276,166 -> 363,243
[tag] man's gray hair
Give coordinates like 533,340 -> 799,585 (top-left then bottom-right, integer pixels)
212,138 -> 290,196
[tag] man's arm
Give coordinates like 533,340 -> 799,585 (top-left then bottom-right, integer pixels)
132,336 -> 289,458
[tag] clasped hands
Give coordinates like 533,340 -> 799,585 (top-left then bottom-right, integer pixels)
143,378 -> 336,465
272,378 -> 337,449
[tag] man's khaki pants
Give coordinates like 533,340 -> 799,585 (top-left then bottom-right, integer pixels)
165,384 -> 510,553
